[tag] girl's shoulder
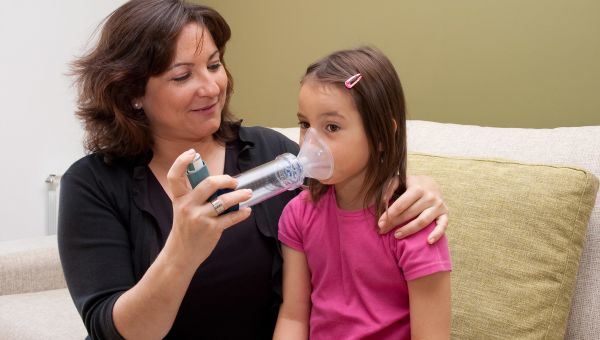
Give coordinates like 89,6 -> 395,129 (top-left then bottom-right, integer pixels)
284,188 -> 333,218
385,221 -> 452,280
388,221 -> 438,247
286,189 -> 314,210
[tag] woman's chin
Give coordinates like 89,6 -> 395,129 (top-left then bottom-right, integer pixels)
191,117 -> 221,136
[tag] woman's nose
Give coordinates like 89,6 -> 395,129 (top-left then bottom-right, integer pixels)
195,75 -> 220,97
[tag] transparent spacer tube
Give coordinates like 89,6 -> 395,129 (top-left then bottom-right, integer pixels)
236,153 -> 305,209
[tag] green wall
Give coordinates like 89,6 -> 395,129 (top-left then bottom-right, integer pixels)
202,0 -> 600,128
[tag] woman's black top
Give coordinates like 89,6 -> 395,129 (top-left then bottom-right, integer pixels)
58,126 -> 300,339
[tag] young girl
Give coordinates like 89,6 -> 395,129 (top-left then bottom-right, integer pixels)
273,47 -> 452,339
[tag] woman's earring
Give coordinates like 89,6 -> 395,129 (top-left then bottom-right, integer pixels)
133,101 -> 142,110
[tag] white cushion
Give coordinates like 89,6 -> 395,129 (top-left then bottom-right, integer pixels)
270,127 -> 300,144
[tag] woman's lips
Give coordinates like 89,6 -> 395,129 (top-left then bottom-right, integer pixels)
192,102 -> 218,115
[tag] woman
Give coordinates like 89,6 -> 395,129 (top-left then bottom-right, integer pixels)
58,1 -> 449,339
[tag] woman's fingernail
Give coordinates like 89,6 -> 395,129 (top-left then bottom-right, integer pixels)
395,231 -> 403,239
187,148 -> 196,154
427,237 -> 435,244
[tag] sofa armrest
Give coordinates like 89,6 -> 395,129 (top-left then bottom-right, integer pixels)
0,235 -> 67,295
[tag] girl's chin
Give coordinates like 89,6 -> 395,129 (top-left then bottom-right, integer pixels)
315,178 -> 335,186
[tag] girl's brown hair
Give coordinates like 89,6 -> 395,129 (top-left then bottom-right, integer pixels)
303,46 -> 407,220
71,0 -> 238,162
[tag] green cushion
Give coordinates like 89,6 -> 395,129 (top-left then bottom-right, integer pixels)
408,153 -> 599,339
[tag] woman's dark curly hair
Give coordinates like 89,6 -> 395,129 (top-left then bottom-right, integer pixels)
71,0 -> 238,162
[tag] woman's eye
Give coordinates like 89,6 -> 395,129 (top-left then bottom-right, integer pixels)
208,62 -> 222,71
173,73 -> 191,82
298,121 -> 310,129
325,124 -> 340,132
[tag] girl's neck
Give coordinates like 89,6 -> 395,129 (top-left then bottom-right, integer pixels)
333,172 -> 372,211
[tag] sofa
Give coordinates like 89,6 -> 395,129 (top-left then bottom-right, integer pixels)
1,120 -> 598,339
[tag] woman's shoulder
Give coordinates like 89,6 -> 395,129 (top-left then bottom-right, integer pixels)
62,152 -> 136,186
64,153 -> 106,177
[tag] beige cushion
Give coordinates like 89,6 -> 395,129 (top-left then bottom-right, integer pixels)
408,153 -> 598,339
0,235 -> 66,295
0,288 -> 86,340
406,120 -> 600,339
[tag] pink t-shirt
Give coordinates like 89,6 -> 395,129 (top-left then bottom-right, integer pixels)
278,188 -> 452,340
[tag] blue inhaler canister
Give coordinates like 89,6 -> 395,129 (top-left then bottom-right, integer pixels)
186,153 -> 238,214
186,153 -> 209,188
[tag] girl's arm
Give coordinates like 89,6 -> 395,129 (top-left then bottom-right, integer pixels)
273,245 -> 312,340
407,271 -> 452,340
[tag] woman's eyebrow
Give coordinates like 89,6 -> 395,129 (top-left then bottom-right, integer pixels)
168,50 -> 220,70
169,62 -> 193,70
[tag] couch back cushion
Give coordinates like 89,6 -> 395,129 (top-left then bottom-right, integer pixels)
406,120 -> 600,339
408,153 -> 598,339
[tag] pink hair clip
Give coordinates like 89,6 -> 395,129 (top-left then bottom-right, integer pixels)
344,73 -> 362,89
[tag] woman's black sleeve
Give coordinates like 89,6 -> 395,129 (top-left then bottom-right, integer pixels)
57,158 -> 132,340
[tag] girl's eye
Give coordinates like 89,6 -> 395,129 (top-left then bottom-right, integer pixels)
325,124 -> 340,132
298,121 -> 310,129
208,62 -> 222,71
173,73 -> 191,82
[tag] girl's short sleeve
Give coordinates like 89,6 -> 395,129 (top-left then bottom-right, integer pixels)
392,222 -> 452,281
278,195 -> 306,252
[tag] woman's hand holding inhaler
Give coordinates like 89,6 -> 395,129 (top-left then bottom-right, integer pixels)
165,149 -> 252,268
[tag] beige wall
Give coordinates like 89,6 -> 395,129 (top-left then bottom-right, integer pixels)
203,0 -> 600,128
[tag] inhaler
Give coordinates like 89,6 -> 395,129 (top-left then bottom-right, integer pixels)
186,128 -> 334,212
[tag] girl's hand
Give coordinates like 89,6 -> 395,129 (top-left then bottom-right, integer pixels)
378,175 -> 448,244
166,149 -> 252,266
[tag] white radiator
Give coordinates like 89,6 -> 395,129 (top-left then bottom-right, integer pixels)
45,174 -> 62,235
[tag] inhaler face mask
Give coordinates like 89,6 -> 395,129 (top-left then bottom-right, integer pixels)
296,128 -> 334,181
